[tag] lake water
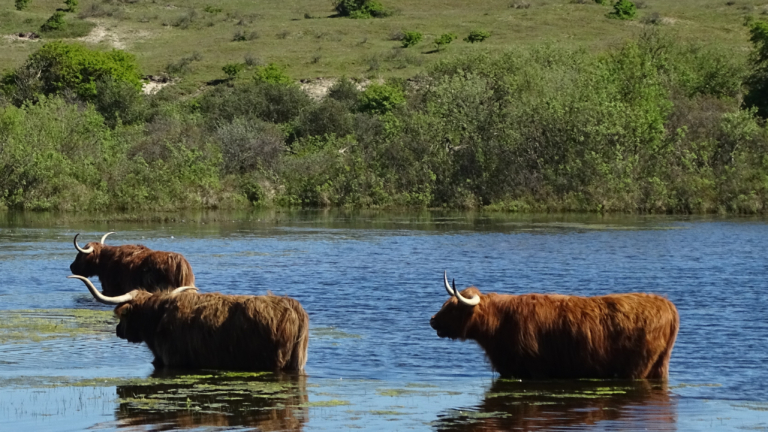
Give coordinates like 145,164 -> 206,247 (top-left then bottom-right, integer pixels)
1,211 -> 767,431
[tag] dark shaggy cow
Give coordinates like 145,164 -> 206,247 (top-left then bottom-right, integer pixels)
430,272 -> 679,380
70,232 -> 195,296
68,275 -> 309,372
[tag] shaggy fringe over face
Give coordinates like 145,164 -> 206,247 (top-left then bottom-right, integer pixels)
70,242 -> 195,295
431,287 -> 679,380
115,291 -> 310,372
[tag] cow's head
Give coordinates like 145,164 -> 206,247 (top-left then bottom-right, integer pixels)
69,232 -> 115,276
67,275 -> 197,343
430,272 -> 483,340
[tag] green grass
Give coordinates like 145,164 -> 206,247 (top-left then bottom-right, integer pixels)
0,0 -> 763,84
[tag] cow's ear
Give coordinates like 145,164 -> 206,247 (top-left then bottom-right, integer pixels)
115,304 -> 132,318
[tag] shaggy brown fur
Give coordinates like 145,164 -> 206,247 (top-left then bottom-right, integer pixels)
430,287 -> 679,380
70,243 -> 195,296
113,291 -> 309,372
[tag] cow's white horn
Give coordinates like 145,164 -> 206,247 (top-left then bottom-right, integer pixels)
73,234 -> 94,254
454,279 -> 480,306
171,286 -> 198,296
444,271 -> 456,296
67,275 -> 136,305
100,232 -> 115,245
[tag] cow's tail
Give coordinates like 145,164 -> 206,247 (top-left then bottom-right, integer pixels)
287,303 -> 309,372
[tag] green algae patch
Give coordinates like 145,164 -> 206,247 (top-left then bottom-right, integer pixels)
0,309 -> 115,344
670,383 -> 722,389
296,399 -> 350,407
369,410 -> 408,416
405,383 -> 438,388
376,388 -> 419,397
312,327 -> 362,339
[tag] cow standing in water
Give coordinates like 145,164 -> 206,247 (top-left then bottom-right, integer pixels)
68,275 -> 309,372
430,272 -> 679,380
70,232 -> 195,296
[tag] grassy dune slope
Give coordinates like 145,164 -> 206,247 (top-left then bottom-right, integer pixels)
0,0 -> 762,83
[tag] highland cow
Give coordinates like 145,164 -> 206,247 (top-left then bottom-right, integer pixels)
68,275 -> 309,372
70,232 -> 195,296
430,272 -> 679,380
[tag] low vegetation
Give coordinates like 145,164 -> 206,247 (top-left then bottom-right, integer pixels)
1,26 -> 767,213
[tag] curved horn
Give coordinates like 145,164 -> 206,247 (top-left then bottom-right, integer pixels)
454,279 -> 480,307
443,271 -> 456,296
100,232 -> 115,245
73,234 -> 94,254
170,286 -> 198,296
67,275 -> 137,305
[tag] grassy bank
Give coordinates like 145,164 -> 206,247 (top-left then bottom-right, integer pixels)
0,0 -> 764,84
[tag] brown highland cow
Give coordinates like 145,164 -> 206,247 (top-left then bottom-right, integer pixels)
68,275 -> 309,372
70,232 -> 195,296
430,272 -> 679,380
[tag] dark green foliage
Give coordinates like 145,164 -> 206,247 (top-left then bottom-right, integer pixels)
198,80 -> 311,126
334,0 -> 390,19
464,30 -> 491,43
595,0 -> 608,4
296,98 -> 355,138
609,0 -> 637,19
15,0 -> 30,11
327,77 -> 361,106
1,42 -> 142,105
401,31 -> 422,48
214,118 -> 286,173
745,20 -> 768,118
253,63 -> 292,84
357,83 -> 405,115
93,77 -> 147,128
203,5 -> 222,14
222,62 -> 245,79
64,0 -> 78,13
434,33 -> 457,51
40,12 -> 67,32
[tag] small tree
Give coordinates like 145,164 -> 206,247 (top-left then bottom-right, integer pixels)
745,20 -> 768,117
463,30 -> 490,43
401,31 -> 422,48
253,63 -> 292,84
434,33 -> 457,51
222,63 -> 245,79
15,0 -> 30,11
358,83 -> 405,115
64,0 -> 78,12
335,0 -> 389,18
609,0 -> 636,20
40,12 -> 67,32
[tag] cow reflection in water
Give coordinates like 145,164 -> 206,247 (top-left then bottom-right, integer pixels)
434,379 -> 676,431
114,372 -> 308,431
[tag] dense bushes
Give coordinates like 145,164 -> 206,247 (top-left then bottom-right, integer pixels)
3,30 -> 768,213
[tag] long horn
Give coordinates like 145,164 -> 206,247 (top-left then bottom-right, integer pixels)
73,234 -> 94,254
67,275 -> 137,305
170,286 -> 198,296
454,279 -> 480,306
443,271 -> 456,296
100,232 -> 115,244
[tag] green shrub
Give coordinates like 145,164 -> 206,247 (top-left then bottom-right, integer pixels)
745,20 -> 768,118
327,77 -> 361,106
434,33 -> 457,51
2,42 -> 142,105
165,52 -> 202,77
296,98 -> 355,139
334,0 -> 390,18
463,30 -> 491,43
401,31 -> 422,48
15,0 -> 30,11
358,83 -> 405,115
214,117 -> 286,173
609,0 -> 636,20
222,62 -> 245,79
198,80 -> 311,126
40,12 -> 67,32
253,63 -> 292,84
64,0 -> 78,13
93,77 -> 147,128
